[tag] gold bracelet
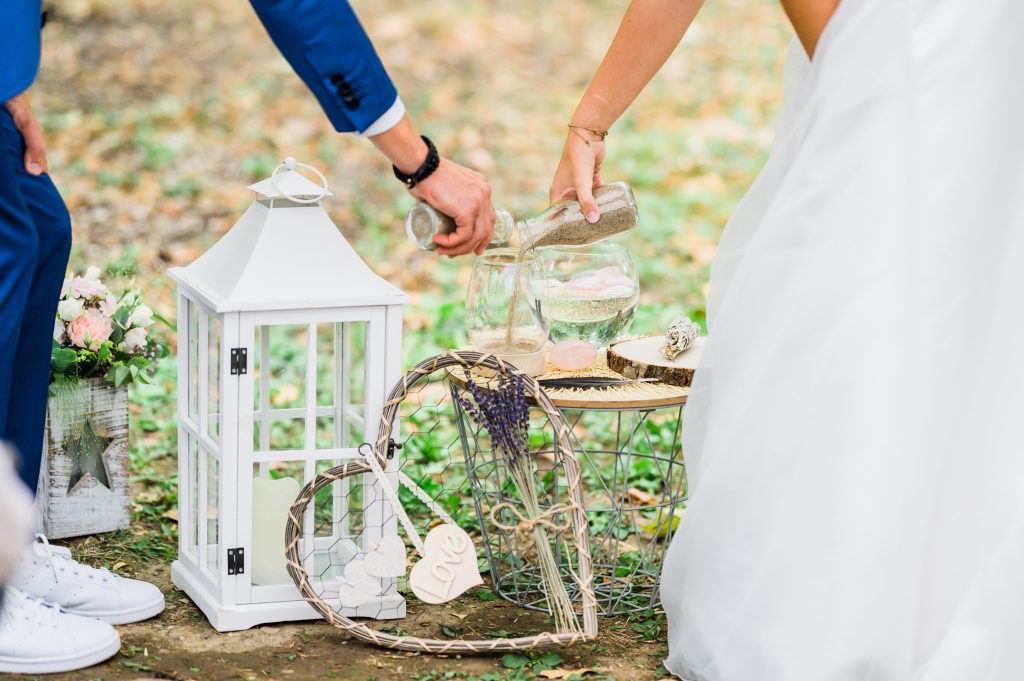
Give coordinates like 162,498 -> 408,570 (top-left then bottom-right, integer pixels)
568,124 -> 609,147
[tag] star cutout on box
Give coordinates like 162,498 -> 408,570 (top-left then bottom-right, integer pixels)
65,420 -> 113,493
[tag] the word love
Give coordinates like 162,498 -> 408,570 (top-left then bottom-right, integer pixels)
409,524 -> 483,604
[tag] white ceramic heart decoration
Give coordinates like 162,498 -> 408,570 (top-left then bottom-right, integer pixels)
359,443 -> 483,605
338,559 -> 382,609
363,535 -> 407,578
408,524 -> 483,605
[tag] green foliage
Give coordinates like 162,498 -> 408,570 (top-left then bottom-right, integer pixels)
628,611 -> 667,643
501,652 -> 562,675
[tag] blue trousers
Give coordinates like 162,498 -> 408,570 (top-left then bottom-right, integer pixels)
0,108 -> 72,495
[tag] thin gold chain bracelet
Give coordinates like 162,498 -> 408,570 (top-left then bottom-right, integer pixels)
568,124 -> 609,146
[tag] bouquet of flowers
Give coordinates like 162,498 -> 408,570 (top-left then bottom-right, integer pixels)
51,267 -> 166,388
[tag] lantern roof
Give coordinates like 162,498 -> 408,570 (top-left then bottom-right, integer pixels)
169,159 -> 409,313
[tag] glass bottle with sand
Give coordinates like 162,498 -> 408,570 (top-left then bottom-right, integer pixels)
516,181 -> 638,250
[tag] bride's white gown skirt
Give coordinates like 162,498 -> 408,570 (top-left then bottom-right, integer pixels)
661,1 -> 1024,679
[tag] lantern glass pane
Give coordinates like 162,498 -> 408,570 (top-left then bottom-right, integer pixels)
253,324 -> 309,451
207,316 -> 221,443
313,458 -> 364,540
187,300 -> 200,423
189,435 -> 199,558
315,321 -> 368,450
206,452 -> 219,574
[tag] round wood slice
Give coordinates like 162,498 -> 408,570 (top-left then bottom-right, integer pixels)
607,336 -> 704,387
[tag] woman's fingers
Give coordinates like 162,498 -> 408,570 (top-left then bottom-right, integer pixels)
572,160 -> 599,223
551,132 -> 605,222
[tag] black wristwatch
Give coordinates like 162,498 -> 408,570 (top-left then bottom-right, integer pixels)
393,135 -> 440,189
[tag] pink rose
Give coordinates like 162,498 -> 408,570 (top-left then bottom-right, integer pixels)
67,310 -> 113,350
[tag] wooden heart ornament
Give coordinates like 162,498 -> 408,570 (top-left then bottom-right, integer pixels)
338,559 -> 381,608
409,524 -> 483,604
363,535 -> 407,578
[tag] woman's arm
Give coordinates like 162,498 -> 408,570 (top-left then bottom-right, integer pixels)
780,0 -> 840,58
551,0 -> 704,220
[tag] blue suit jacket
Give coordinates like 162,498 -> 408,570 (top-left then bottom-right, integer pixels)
0,1 -> 42,103
248,0 -> 400,134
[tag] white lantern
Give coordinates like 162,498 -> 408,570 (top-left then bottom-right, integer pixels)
169,159 -> 409,631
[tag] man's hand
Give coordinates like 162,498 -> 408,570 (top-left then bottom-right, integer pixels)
4,94 -> 48,176
370,114 -> 495,257
409,159 -> 494,257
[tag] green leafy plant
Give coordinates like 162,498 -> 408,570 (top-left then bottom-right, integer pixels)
501,652 -> 563,675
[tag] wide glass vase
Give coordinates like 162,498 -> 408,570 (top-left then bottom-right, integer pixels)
529,244 -> 639,348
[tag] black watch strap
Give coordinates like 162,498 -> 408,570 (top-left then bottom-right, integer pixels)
393,136 -> 440,189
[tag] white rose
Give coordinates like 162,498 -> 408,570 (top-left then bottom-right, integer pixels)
127,304 -> 155,328
57,298 -> 85,322
123,327 -> 148,352
53,318 -> 65,342
83,266 -> 102,281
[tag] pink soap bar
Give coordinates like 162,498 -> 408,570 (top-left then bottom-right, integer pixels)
550,340 -> 597,371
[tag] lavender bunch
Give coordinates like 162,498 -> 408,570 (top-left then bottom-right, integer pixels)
455,369 -> 530,467
456,366 -> 580,633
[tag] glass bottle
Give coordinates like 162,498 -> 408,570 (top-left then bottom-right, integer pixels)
517,181 -> 638,250
465,249 -> 549,375
406,203 -> 516,251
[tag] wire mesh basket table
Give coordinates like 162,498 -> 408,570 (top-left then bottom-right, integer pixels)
449,354 -> 689,616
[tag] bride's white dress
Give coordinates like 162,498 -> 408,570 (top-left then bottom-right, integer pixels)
661,1 -> 1024,679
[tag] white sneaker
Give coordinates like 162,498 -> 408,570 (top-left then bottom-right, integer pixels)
9,535 -> 165,624
0,587 -> 120,674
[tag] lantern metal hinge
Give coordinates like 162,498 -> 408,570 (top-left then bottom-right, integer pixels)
230,348 -> 248,375
387,438 -> 403,460
227,547 -> 244,575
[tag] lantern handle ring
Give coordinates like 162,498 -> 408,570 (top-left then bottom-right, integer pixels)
271,157 -> 329,204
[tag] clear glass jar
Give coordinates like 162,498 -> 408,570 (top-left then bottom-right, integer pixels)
406,203 -> 516,251
518,181 -> 638,250
529,243 -> 639,347
465,249 -> 549,374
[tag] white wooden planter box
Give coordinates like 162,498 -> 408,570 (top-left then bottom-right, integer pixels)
37,378 -> 131,539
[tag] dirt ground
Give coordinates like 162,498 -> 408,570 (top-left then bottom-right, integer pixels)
11,551 -> 670,681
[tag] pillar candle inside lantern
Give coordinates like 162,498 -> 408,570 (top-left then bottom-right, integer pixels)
251,476 -> 301,585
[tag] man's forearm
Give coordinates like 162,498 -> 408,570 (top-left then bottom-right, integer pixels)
369,114 -> 430,174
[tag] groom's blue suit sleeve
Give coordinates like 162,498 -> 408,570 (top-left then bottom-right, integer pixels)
0,1 -> 42,103
248,0 -> 403,135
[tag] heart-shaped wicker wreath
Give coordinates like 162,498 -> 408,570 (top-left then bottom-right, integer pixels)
284,350 -> 598,653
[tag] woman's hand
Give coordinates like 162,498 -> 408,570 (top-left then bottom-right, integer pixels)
549,130 -> 605,223
4,94 -> 48,176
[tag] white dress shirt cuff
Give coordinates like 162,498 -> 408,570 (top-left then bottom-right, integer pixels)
359,96 -> 406,137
